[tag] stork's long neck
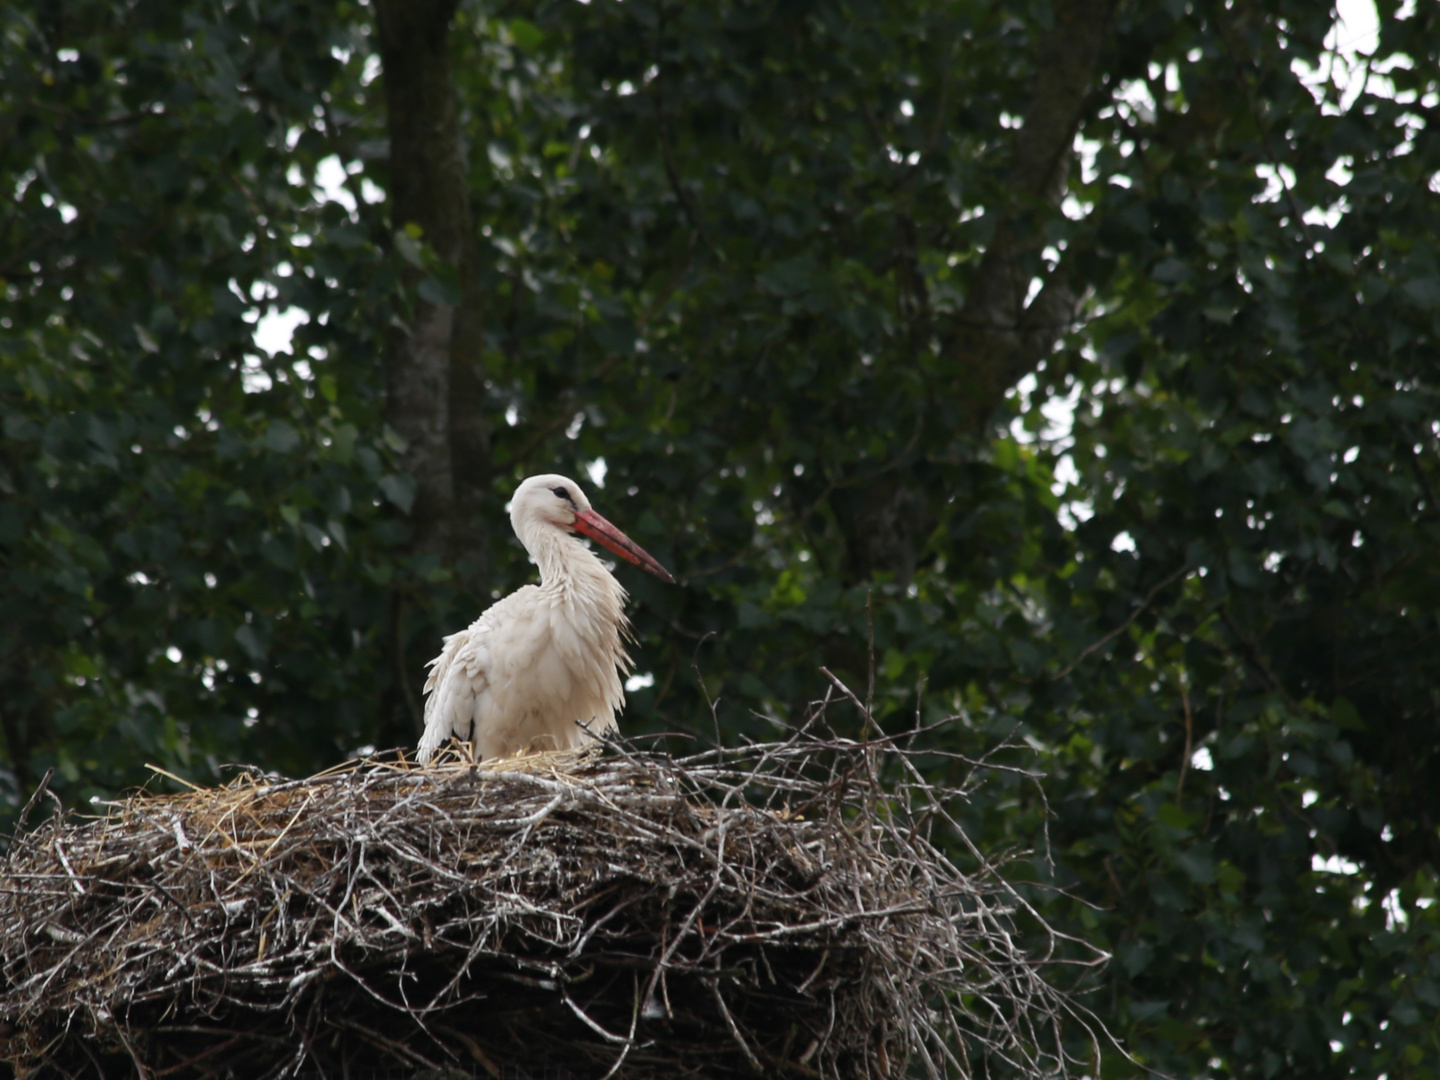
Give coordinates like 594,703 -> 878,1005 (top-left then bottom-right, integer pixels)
523,520 -> 625,601
516,514 -> 633,666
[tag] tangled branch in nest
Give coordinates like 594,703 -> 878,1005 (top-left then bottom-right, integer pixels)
0,714 -> 1109,1079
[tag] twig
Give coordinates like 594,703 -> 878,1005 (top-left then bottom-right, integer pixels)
7,767 -> 55,862
1051,562 -> 1191,679
1176,672 -> 1193,803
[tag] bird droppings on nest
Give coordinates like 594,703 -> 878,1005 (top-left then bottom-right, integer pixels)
0,723 -> 1107,1079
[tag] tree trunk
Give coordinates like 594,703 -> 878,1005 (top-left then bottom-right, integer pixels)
373,0 -> 491,736
373,0 -> 490,575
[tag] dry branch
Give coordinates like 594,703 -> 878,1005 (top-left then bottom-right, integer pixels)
0,724 -> 1106,1079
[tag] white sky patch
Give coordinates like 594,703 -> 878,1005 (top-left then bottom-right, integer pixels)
1255,162 -> 1298,203
1383,887 -> 1408,929
1010,372 -> 1082,448
586,458 -> 608,489
1191,745 -> 1214,771
253,307 -> 309,356
1115,78 -> 1156,124
1010,372 -> 1093,527
314,155 -> 358,214
40,192 -> 79,223
239,355 -> 273,394
624,671 -> 654,692
1313,853 -> 1360,874
1285,2 -> 1426,222
1291,0 -> 1388,116
1324,156 -> 1347,190
1053,452 -> 1080,492
1064,134 -> 1103,220
250,146 -> 381,357
1334,0 -> 1381,57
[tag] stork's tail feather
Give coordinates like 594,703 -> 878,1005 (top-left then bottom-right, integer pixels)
416,724 -> 446,764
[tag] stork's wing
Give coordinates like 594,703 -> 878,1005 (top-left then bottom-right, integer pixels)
416,618 -> 494,763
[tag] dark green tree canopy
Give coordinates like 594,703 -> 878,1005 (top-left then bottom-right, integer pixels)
3,0 -> 1438,1076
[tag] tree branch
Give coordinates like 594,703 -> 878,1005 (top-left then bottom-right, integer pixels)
828,0 -> 1114,585
945,0 -> 1114,432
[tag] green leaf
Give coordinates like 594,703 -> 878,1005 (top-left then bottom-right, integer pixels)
378,474 -> 416,513
1157,803 -> 1199,830
394,228 -> 425,268
508,18 -> 544,52
1175,847 -> 1216,885
1402,276 -> 1440,309
263,421 -> 301,455
234,624 -> 268,663
417,272 -> 459,306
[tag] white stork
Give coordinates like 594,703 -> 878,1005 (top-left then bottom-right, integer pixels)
416,473 -> 674,763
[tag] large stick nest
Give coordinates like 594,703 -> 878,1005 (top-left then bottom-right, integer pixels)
0,721 -> 1102,1079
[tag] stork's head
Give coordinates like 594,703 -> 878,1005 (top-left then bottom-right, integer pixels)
510,474 -> 675,583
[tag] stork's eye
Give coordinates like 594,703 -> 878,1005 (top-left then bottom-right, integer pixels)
552,486 -> 573,502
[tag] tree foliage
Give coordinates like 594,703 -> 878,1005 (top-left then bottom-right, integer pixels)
3,0 -> 1439,1076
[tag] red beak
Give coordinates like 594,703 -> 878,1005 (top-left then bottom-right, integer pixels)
572,509 -> 676,584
